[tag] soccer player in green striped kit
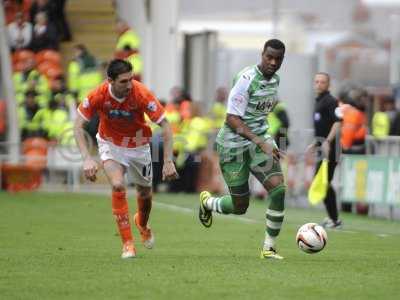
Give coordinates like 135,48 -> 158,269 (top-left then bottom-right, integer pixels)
199,39 -> 286,259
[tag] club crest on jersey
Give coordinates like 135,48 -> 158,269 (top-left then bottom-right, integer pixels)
108,109 -> 133,120
147,101 -> 157,112
233,94 -> 245,105
82,98 -> 90,108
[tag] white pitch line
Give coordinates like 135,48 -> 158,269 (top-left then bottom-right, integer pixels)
154,201 -> 259,224
153,201 -> 394,237
377,234 -> 389,238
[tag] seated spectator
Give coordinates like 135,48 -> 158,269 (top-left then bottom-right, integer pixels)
18,90 -> 41,140
7,12 -> 32,52
32,98 -> 69,141
50,75 -> 76,117
13,57 -> 50,106
29,12 -> 59,52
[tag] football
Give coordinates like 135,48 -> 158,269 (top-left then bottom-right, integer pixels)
296,223 -> 328,254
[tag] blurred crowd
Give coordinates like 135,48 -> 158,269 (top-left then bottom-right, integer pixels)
1,1 -> 143,147
1,0 -> 400,194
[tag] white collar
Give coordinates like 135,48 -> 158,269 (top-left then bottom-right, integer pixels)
108,84 -> 126,103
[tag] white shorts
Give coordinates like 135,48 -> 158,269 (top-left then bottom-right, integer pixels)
97,135 -> 153,187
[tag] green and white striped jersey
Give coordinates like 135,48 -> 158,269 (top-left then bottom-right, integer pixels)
216,65 -> 280,149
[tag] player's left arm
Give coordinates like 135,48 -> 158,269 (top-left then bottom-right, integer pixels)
141,85 -> 179,181
158,119 -> 179,181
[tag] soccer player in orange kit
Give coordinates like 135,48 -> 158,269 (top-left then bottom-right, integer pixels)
74,59 -> 178,259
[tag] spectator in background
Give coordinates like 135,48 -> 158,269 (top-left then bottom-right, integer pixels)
54,0 -> 71,41
115,45 -> 143,81
32,98 -> 69,141
390,107 -> 400,136
372,96 -> 393,139
67,44 -> 101,100
19,90 -> 41,140
338,89 -> 367,155
336,87 -> 368,214
267,99 -> 290,150
211,87 -> 228,130
115,20 -> 140,52
50,75 -> 76,117
29,12 -> 59,52
13,57 -> 50,106
29,0 -> 57,28
7,12 -> 32,52
4,0 -> 31,24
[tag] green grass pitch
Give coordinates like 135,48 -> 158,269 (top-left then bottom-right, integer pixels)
0,191 -> 399,299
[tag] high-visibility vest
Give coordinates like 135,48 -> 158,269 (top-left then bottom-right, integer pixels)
211,102 -> 226,129
126,53 -> 143,76
33,108 -> 69,139
67,61 -> 103,101
183,117 -> 212,152
116,29 -> 140,51
267,102 -> 286,136
340,104 -> 366,149
13,70 -> 50,105
372,111 -> 390,138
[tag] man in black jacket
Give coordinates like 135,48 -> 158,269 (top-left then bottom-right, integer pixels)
309,72 -> 342,229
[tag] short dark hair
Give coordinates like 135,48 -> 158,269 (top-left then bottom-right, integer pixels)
263,39 -> 286,53
316,72 -> 330,83
107,59 -> 132,80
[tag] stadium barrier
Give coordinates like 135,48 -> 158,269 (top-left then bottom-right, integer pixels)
0,141 -> 82,192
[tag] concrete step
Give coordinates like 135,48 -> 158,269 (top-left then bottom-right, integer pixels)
67,0 -> 115,13
62,0 -> 118,71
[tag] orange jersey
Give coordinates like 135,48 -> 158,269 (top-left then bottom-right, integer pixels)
340,104 -> 366,149
77,80 -> 165,148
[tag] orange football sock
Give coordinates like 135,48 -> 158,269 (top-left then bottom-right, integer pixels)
136,194 -> 152,228
112,190 -> 133,244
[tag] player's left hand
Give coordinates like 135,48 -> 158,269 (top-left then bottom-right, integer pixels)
162,160 -> 179,181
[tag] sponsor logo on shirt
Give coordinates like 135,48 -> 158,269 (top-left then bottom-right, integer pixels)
108,109 -> 133,120
83,98 -> 90,108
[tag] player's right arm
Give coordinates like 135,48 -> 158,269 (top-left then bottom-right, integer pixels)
74,95 -> 100,182
73,113 -> 99,182
225,74 -> 280,160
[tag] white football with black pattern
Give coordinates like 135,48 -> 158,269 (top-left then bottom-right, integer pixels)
296,223 -> 328,254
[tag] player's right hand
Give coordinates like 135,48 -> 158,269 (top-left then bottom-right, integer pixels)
258,141 -> 281,161
83,158 -> 98,182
